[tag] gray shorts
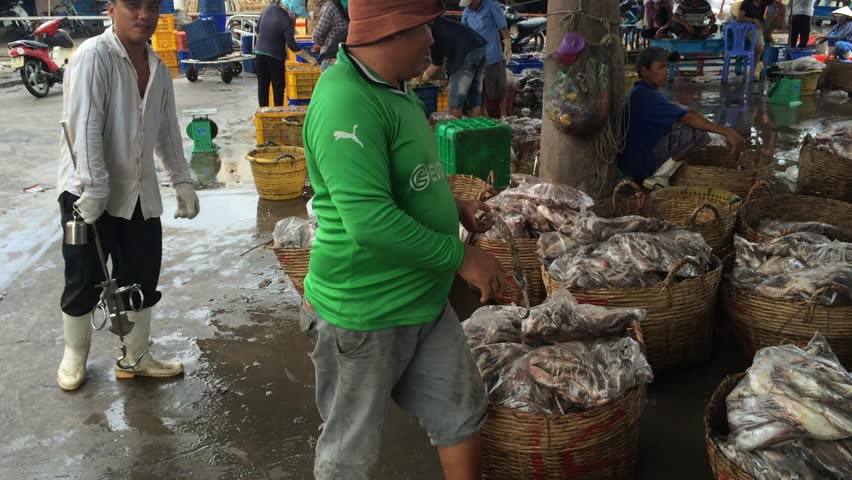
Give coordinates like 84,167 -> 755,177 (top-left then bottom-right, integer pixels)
300,302 -> 488,480
483,60 -> 508,100
652,123 -> 711,168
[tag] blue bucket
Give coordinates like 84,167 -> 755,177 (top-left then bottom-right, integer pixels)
241,33 -> 254,54
789,47 -> 815,60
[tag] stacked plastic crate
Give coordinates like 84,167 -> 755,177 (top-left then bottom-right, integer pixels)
184,18 -> 232,61
177,31 -> 190,73
200,0 -> 228,32
152,14 -> 179,78
435,118 -> 512,188
281,36 -> 320,106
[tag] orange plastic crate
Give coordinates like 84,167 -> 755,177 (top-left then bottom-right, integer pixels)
285,62 -> 321,100
156,14 -> 175,33
438,89 -> 449,111
157,49 -> 179,68
152,31 -> 177,51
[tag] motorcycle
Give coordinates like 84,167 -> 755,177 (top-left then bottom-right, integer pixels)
8,18 -> 74,98
50,0 -> 107,37
0,0 -> 33,38
503,5 -> 546,53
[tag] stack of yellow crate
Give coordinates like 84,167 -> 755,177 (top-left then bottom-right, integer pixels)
152,14 -> 180,78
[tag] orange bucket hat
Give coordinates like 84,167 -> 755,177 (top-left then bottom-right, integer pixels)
346,0 -> 445,47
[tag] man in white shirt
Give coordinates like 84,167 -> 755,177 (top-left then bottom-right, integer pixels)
56,0 -> 199,391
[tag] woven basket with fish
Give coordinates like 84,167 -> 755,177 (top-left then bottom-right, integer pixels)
671,146 -> 774,198
704,373 -> 755,480
272,246 -> 311,296
736,183 -> 852,244
797,134 -> 852,203
825,59 -> 852,93
721,255 -> 852,368
542,255 -> 722,369
447,171 -> 495,202
613,180 -> 741,257
475,212 -> 543,308
481,322 -> 646,480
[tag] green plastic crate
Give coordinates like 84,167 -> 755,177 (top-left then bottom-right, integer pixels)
436,117 -> 511,188
768,77 -> 802,106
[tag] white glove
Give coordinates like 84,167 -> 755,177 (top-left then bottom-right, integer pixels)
174,183 -> 199,219
74,192 -> 109,224
503,37 -> 512,64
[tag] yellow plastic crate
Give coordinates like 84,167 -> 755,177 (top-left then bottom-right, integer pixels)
156,49 -> 179,68
152,31 -> 177,51
156,14 -> 175,33
438,89 -> 449,111
167,65 -> 180,79
254,108 -> 309,146
285,62 -> 321,100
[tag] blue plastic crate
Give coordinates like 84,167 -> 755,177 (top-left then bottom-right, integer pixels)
183,18 -> 218,42
160,0 -> 175,13
414,85 -> 439,115
178,50 -> 191,72
188,32 -> 232,60
507,58 -> 544,74
766,44 -> 787,65
200,0 -> 227,14
200,13 -> 227,32
789,47 -> 815,60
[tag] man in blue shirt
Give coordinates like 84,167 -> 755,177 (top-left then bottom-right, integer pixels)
619,47 -> 745,189
461,0 -> 511,116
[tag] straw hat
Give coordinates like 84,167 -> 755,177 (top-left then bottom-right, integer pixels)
833,6 -> 852,18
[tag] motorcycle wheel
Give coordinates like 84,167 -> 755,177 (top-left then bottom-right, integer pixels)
21,59 -> 50,98
531,33 -> 546,52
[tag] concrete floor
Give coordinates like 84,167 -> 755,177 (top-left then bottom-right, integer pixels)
0,68 -> 850,479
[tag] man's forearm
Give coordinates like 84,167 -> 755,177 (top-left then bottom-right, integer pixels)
680,111 -> 731,137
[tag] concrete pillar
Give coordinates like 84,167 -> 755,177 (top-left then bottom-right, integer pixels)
538,0 -> 620,199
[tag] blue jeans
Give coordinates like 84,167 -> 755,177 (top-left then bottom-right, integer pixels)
449,47 -> 486,109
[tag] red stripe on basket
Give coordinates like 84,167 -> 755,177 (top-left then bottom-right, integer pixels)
528,424 -> 545,479
563,451 -> 627,476
576,408 -> 626,437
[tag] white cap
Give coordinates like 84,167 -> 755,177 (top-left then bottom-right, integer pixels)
834,6 -> 852,18
459,0 -> 473,7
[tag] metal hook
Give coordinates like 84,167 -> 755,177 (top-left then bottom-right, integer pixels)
115,338 -> 147,370
513,272 -> 531,320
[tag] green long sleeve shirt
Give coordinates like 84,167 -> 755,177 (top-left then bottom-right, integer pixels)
302,47 -> 465,331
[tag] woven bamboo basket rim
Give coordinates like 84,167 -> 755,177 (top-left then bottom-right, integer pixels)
474,235 -> 546,306
681,146 -> 774,171
736,184 -> 852,243
704,373 -> 754,480
447,171 -> 496,201
797,134 -> 852,202
246,145 -> 307,165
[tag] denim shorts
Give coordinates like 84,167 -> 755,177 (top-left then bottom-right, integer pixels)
300,302 -> 488,480
449,47 -> 486,109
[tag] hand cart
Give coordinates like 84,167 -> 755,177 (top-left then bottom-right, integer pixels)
182,52 -> 256,84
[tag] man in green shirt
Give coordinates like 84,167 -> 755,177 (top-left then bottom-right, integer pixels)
300,1 -> 506,478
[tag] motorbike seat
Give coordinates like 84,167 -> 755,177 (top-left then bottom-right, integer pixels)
8,39 -> 49,50
516,17 -> 546,36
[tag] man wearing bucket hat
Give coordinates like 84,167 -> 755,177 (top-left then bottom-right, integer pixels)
619,46 -> 745,190
55,0 -> 200,390
461,0 -> 512,117
301,0 -> 505,478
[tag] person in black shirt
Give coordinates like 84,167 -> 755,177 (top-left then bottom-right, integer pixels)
415,16 -> 487,118
738,0 -> 785,63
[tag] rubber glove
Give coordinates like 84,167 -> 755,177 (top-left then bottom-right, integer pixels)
174,183 -> 200,219
74,192 -> 109,224
503,37 -> 512,64
297,49 -> 319,66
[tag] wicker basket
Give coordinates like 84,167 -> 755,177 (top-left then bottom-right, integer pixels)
481,323 -> 646,480
272,246 -> 311,295
246,146 -> 307,201
671,146 -> 774,198
447,172 -> 495,201
542,256 -> 722,369
704,373 -> 754,480
797,134 -> 852,202
736,186 -> 852,243
721,258 -> 852,368
614,181 -> 742,257
826,59 -> 852,92
474,237 -> 545,307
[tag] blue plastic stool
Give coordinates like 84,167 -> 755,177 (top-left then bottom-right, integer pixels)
722,22 -> 758,83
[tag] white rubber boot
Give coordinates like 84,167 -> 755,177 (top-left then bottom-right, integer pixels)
642,159 -> 685,190
114,308 -> 183,379
57,311 -> 93,391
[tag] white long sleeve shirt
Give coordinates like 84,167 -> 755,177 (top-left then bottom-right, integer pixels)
57,28 -> 192,220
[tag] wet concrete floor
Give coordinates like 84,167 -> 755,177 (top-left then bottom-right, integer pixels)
0,69 -> 850,479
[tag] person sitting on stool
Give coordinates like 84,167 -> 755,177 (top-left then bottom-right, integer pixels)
641,0 -> 675,40
670,0 -> 719,40
618,47 -> 745,190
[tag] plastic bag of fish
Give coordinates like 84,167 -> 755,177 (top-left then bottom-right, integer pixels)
755,219 -> 849,242
547,230 -> 713,289
272,217 -> 317,248
726,332 -> 852,452
718,437 -> 852,480
462,289 -> 652,414
813,124 -> 852,162
730,234 -> 852,306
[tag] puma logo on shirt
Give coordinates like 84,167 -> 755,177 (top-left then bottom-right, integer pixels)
333,125 -> 364,148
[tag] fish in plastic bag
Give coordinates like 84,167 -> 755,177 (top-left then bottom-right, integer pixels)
549,255 -> 665,289
566,214 -> 679,245
272,217 -> 316,248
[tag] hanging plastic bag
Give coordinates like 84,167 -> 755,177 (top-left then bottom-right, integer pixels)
544,45 -> 610,136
